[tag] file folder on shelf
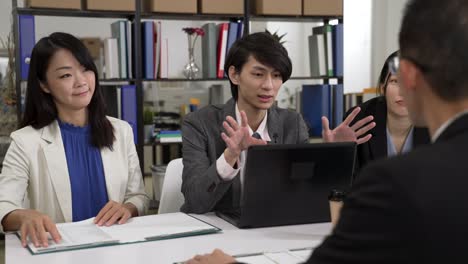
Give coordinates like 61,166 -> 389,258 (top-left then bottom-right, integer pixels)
19,15 -> 35,80
301,84 -> 332,137
121,85 -> 137,143
142,21 -> 155,79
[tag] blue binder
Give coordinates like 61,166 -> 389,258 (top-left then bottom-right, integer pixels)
333,84 -> 344,128
301,84 -> 332,137
142,21 -> 154,79
236,20 -> 244,40
121,85 -> 137,143
332,24 -> 344,77
19,15 -> 35,80
225,21 -> 239,56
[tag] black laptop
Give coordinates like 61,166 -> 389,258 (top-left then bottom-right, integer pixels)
216,142 -> 356,228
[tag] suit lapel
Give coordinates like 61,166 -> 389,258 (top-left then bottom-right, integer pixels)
436,113 -> 468,143
413,127 -> 431,146
41,121 -> 73,222
221,99 -> 236,127
267,106 -> 283,144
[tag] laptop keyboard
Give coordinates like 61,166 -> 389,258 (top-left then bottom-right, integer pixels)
223,210 -> 241,219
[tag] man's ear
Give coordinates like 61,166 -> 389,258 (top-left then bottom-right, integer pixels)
399,59 -> 419,93
228,66 -> 239,85
40,81 -> 51,94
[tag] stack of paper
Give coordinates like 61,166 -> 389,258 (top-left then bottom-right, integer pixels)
21,213 -> 220,255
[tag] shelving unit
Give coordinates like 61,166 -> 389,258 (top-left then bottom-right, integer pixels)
141,13 -> 243,21
12,0 -> 145,168
11,0 -> 343,170
250,14 -> 342,22
142,78 -> 229,82
16,7 -> 136,18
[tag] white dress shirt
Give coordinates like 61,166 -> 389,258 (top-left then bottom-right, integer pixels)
431,110 -> 468,142
216,103 -> 271,185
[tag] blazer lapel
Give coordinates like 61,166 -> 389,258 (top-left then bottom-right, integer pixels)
221,99 -> 236,129
41,121 -> 73,222
267,106 -> 283,144
101,146 -> 125,202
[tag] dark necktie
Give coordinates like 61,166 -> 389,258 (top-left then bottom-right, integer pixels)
252,132 -> 262,139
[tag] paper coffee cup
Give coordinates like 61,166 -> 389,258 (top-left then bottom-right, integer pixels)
329,200 -> 343,227
328,189 -> 346,228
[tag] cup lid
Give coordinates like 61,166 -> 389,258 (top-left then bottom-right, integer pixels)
328,189 -> 346,201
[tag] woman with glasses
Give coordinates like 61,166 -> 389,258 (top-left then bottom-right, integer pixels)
347,51 -> 430,173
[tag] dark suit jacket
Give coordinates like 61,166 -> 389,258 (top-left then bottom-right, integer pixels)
180,99 -> 309,214
307,113 -> 468,264
347,96 -> 430,173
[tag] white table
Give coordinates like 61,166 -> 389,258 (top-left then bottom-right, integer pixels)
5,214 -> 331,264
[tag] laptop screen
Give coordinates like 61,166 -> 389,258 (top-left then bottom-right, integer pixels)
239,142 -> 356,228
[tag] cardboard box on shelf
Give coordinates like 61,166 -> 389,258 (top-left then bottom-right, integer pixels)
146,0 -> 197,13
303,0 -> 343,16
252,0 -> 302,16
85,0 -> 135,11
27,0 -> 81,9
200,0 -> 243,15
80,38 -> 101,60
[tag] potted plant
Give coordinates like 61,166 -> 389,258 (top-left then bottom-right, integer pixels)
265,29 -> 287,45
143,107 -> 154,144
0,32 -> 17,136
0,31 -> 16,165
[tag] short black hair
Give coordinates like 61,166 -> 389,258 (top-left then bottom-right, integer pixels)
224,31 -> 292,100
21,32 -> 115,149
378,51 -> 398,95
399,0 -> 468,101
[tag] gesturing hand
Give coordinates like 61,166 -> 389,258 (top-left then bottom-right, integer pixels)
94,201 -> 136,226
221,111 -> 266,166
322,107 -> 376,145
186,249 -> 236,264
15,209 -> 61,248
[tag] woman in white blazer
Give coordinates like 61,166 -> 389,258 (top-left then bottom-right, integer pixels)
0,32 -> 149,248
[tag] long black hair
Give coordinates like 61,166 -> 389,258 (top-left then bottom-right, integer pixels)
20,32 -> 115,149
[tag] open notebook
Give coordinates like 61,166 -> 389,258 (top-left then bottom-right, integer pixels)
19,212 -> 220,255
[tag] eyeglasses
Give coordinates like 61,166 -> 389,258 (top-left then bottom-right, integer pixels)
388,55 -> 431,75
388,56 -> 400,75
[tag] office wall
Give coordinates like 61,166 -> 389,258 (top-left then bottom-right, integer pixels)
344,0 -> 408,93
0,1 -> 13,39
371,0 -> 408,86
343,0 -> 373,93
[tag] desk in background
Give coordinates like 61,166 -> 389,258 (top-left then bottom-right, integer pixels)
5,214 -> 331,264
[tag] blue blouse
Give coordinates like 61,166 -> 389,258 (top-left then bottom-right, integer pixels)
58,120 -> 109,222
386,126 -> 414,157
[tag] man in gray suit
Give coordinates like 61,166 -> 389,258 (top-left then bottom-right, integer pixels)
181,32 -> 375,214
